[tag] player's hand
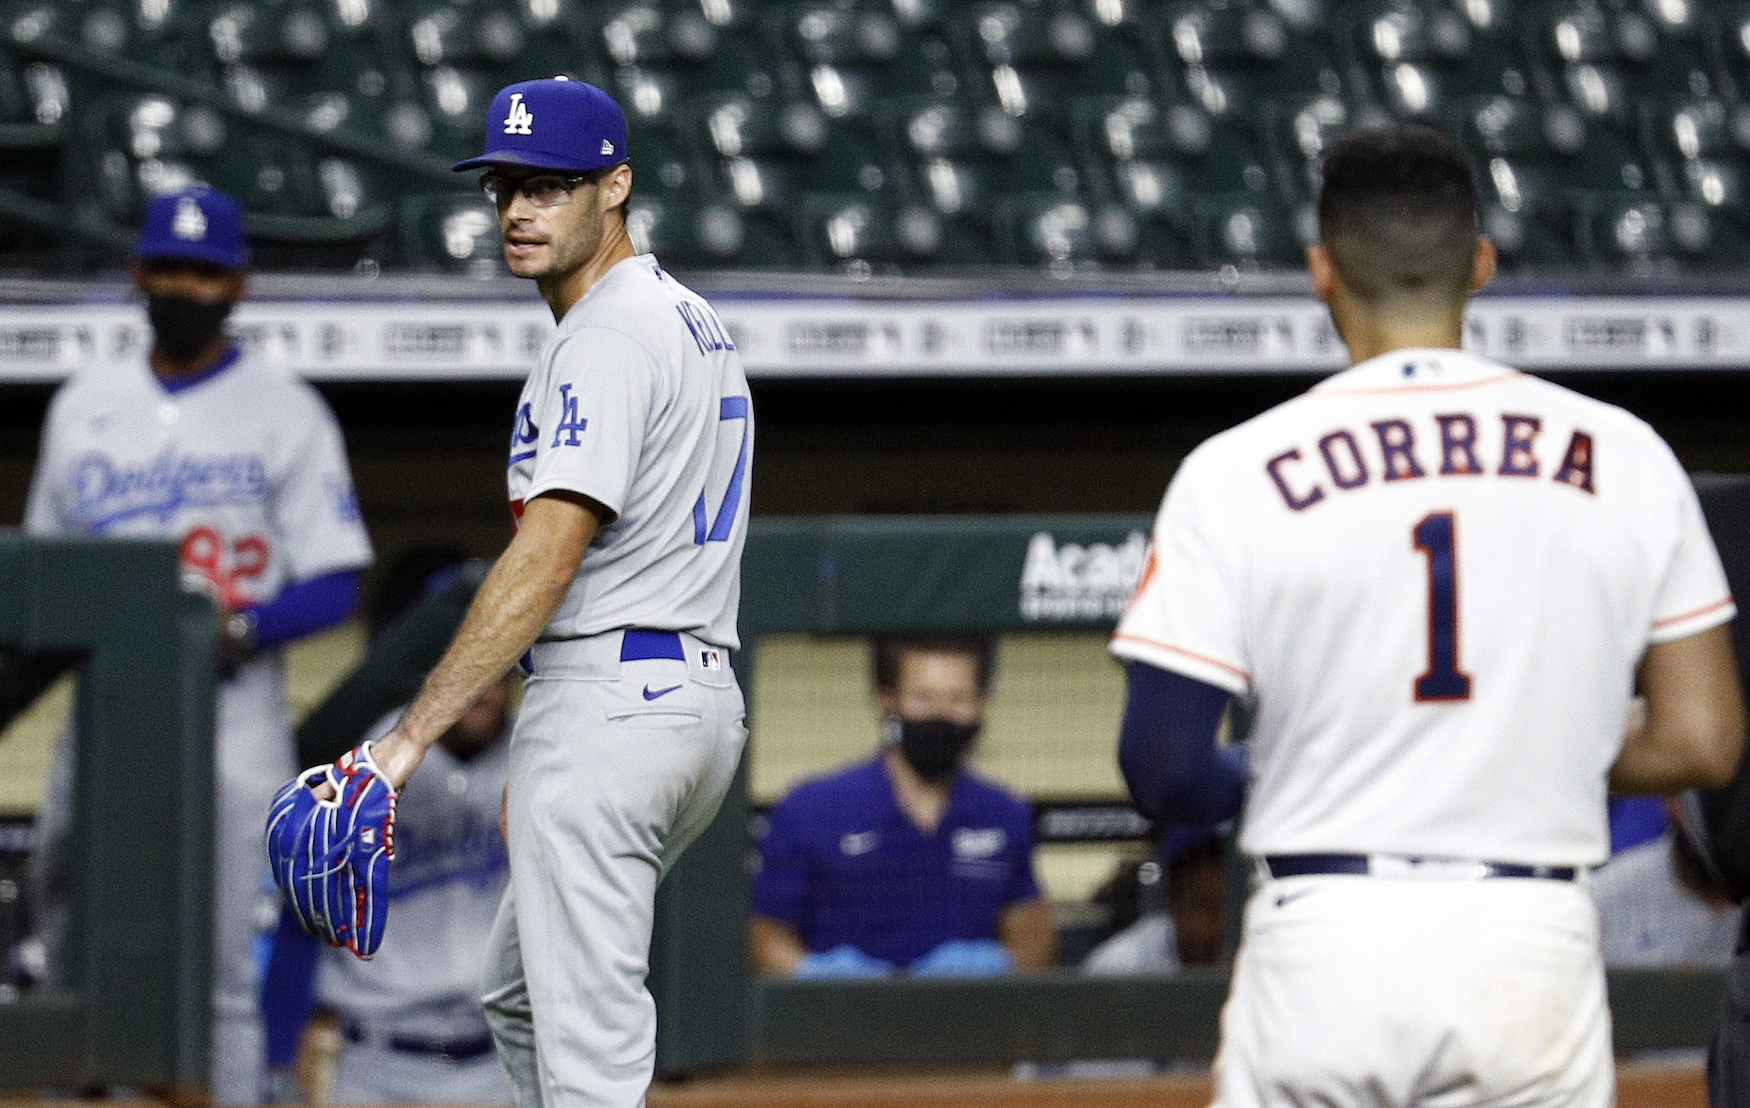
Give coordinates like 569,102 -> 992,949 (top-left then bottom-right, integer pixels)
367,725 -> 427,791
794,945 -> 894,979
909,938 -> 1013,977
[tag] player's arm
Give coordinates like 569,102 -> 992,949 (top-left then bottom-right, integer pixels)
749,914 -> 809,976
370,491 -> 600,789
1117,662 -> 1245,824
1609,623 -> 1746,794
997,897 -> 1057,970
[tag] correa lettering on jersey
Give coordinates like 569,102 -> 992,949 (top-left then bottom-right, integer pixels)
69,447 -> 269,530
676,301 -> 736,356
1265,411 -> 1597,511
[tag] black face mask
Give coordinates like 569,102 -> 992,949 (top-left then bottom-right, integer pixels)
147,294 -> 234,361
885,716 -> 980,783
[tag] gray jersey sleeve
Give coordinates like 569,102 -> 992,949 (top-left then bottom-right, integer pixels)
272,387 -> 374,582
523,328 -> 657,523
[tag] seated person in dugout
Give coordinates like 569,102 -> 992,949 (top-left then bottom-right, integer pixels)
750,634 -> 1057,976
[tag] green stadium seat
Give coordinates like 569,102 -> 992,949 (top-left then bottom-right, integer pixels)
953,0 -> 1157,107
766,1 -> 964,118
1151,0 -> 1344,127
1640,98 -> 1750,211
398,192 -> 504,274
1192,196 -> 1306,267
1264,94 -> 1393,200
0,52 -> 67,146
1345,1 -> 1537,121
796,192 -> 946,267
1574,196 -> 1748,269
598,0 -> 773,110
1526,1 -> 1716,126
627,193 -> 796,267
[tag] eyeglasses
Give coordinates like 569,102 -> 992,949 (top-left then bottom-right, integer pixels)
480,172 -> 593,209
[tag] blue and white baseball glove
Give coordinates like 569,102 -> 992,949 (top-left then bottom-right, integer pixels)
265,742 -> 398,959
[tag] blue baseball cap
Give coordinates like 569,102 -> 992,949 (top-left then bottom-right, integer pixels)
452,78 -> 629,173
135,187 -> 249,270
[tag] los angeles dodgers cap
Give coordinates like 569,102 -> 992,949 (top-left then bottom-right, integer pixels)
452,77 -> 629,173
135,186 -> 249,270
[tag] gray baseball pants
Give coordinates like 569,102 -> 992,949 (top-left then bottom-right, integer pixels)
481,630 -> 745,1108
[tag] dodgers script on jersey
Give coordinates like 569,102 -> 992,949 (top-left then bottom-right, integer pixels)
1114,349 -> 1734,867
25,354 -> 373,605
507,254 -> 750,649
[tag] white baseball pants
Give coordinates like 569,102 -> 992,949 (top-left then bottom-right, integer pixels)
481,631 -> 746,1108
1214,872 -> 1612,1108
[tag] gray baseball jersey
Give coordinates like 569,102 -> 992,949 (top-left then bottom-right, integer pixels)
1593,833 -> 1742,968
506,254 -> 751,650
26,353 -> 373,604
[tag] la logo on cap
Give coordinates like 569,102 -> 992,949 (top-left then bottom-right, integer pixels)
173,196 -> 208,241
504,92 -> 533,135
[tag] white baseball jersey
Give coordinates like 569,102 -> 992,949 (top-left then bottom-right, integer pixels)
25,352 -> 373,606
322,712 -> 511,1042
1113,348 -> 1734,867
507,254 -> 751,650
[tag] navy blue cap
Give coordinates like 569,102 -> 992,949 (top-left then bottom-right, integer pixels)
452,78 -> 629,173
135,187 -> 249,270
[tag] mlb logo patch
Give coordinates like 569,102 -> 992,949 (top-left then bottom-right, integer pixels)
700,649 -> 723,671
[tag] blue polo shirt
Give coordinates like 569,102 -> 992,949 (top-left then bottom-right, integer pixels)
752,756 -> 1043,967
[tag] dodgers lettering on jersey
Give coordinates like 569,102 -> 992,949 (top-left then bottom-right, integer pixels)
320,717 -> 510,1038
507,254 -> 751,649
1114,349 -> 1735,867
24,352 -> 372,608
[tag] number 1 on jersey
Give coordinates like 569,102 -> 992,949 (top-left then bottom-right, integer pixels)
1412,511 -> 1472,702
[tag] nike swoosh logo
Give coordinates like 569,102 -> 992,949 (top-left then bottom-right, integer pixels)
1274,889 -> 1317,909
642,684 -> 683,701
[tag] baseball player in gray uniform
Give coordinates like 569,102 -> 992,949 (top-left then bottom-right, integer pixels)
320,675 -> 517,1105
312,77 -> 750,1108
26,187 -> 374,1104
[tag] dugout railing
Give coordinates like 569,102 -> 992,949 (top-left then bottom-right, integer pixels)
0,531 -> 216,1097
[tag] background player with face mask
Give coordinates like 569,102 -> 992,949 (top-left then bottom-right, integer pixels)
750,635 -> 1057,977
24,186 -> 374,1104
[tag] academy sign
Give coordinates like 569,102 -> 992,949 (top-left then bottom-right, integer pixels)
1019,530 -> 1148,622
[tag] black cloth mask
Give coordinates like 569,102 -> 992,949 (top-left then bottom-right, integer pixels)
885,715 -> 981,782
147,295 -> 235,361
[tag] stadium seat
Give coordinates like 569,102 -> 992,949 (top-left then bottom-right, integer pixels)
398,191 -> 505,274
1151,0 -> 1344,126
796,191 -> 945,267
1344,0 -> 1538,120
767,0 -> 964,119
1525,1 -> 1715,126
1641,98 -> 1750,208
0,53 -> 67,147
627,193 -> 796,267
1191,196 -> 1306,267
1574,196 -> 1747,269
1262,94 -> 1393,201
953,0 -> 1157,108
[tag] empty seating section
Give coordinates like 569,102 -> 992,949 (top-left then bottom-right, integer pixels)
3,0 -> 1750,271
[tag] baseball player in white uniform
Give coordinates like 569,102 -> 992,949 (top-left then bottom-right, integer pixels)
298,77 -> 750,1108
319,676 -> 517,1105
25,187 -> 374,1104
1112,125 -> 1746,1107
